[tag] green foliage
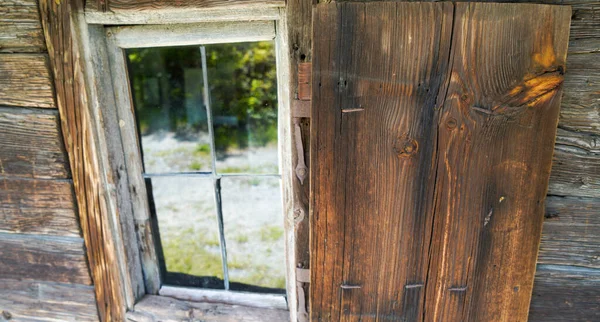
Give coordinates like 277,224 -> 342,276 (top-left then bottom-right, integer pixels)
259,225 -> 284,242
127,42 -> 278,151
162,228 -> 223,278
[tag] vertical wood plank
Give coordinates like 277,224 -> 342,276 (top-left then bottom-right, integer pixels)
424,4 -> 570,321
311,3 -> 453,320
39,0 -> 126,320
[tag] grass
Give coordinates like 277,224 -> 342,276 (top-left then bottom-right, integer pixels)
259,225 -> 284,242
162,228 -> 223,278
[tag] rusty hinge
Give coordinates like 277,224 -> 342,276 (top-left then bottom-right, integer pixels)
296,268 -> 310,322
294,119 -> 308,185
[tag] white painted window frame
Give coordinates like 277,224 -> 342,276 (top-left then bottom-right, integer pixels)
80,8 -> 297,320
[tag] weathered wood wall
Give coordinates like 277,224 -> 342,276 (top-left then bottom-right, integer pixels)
0,0 -> 99,321
0,0 -> 598,321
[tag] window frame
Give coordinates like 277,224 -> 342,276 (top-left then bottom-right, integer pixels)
82,9 -> 297,319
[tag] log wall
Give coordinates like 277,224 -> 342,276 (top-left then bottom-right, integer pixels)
0,0 -> 99,321
0,0 -> 597,320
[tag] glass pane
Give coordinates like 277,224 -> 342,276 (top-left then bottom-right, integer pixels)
204,42 -> 279,174
221,177 -> 285,292
147,177 -> 224,289
127,47 -> 212,174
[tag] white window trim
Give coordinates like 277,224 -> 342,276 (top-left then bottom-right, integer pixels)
78,8 -> 297,320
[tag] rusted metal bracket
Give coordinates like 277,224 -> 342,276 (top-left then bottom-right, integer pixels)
298,62 -> 312,101
294,119 -> 308,185
296,268 -> 310,322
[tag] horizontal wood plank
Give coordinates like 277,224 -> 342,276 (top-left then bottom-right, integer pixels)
128,295 -> 289,322
0,279 -> 98,321
0,177 -> 80,237
0,54 -> 55,108
538,196 -> 600,269
0,0 -> 46,52
0,107 -> 70,179
549,128 -> 600,198
529,265 -> 600,321
87,0 -> 284,12
0,233 -> 91,285
85,7 -> 281,25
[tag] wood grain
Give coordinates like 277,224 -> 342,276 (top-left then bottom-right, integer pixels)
0,233 -> 91,285
529,265 -> 600,322
538,196 -> 600,269
549,134 -> 600,198
285,0 -> 313,320
127,295 -> 290,322
0,54 -> 55,108
0,177 -> 80,237
0,107 -> 70,179
311,3 -> 454,320
0,0 -> 46,52
0,278 -> 98,321
87,0 -> 284,12
40,0 -> 127,320
311,2 -> 571,321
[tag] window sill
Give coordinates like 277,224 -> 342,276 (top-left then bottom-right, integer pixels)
128,292 -> 289,321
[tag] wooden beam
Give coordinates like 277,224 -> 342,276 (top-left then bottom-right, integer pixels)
529,265 -> 600,321
0,177 -> 80,237
538,196 -> 600,268
127,295 -> 290,322
0,233 -> 91,285
0,54 -> 55,108
311,2 -> 571,321
85,7 -> 281,25
39,0 -> 127,320
284,0 -> 313,320
0,278 -> 98,321
86,0 -> 284,13
0,0 -> 46,53
0,107 -> 69,179
107,20 -> 275,48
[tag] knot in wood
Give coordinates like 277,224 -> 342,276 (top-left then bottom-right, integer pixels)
393,135 -> 418,158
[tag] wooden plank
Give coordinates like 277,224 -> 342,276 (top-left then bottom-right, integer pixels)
549,128 -> 600,198
311,2 -> 570,321
538,196 -> 600,268
311,3 -> 454,320
0,54 -> 55,108
85,7 -> 281,25
0,0 -> 46,52
0,278 -> 98,321
127,295 -> 290,322
0,177 -> 80,237
529,265 -> 600,321
87,0 -> 284,12
284,0 -> 312,320
107,20 -> 275,49
0,107 -> 70,179
159,286 -> 288,310
39,0 -> 128,320
425,4 -> 570,321
0,233 -> 91,285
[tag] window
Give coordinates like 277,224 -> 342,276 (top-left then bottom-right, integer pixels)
99,18 -> 297,314
126,43 -> 285,293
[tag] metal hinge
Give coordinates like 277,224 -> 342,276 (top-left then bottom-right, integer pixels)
296,268 -> 310,322
294,119 -> 308,185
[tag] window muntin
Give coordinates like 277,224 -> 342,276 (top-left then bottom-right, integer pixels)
126,41 -> 285,293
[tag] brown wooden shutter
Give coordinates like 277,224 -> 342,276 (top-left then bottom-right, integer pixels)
310,2 -> 571,321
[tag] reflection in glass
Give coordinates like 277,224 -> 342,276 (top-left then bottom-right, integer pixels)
147,177 -> 224,288
127,47 -> 212,174
204,42 -> 279,174
221,177 -> 285,291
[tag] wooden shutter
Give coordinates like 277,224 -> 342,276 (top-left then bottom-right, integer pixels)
310,2 -> 571,321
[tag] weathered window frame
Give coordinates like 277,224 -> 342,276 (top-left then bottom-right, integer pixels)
77,7 -> 298,320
